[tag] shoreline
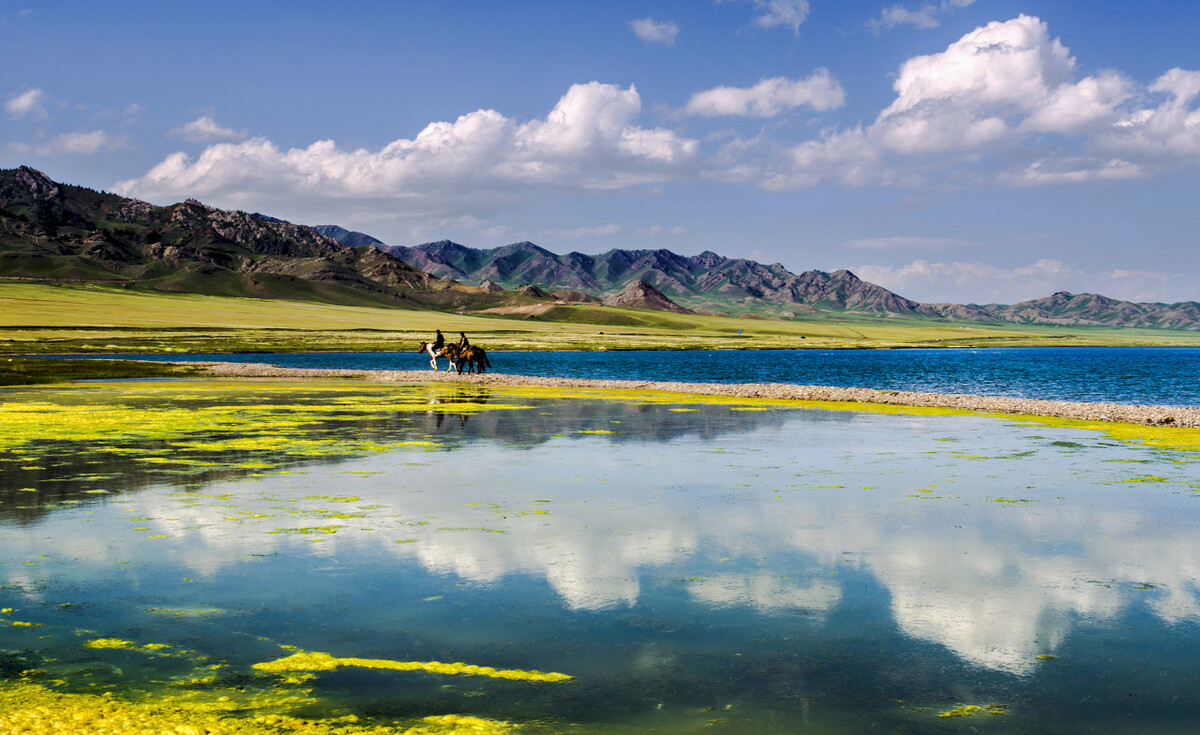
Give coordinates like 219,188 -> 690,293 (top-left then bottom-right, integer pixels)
187,361 -> 1200,429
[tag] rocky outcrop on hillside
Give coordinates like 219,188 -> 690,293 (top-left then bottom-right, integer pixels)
604,279 -> 694,313
312,224 -> 388,250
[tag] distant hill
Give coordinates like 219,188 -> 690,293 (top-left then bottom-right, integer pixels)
0,166 -> 505,310
312,224 -> 388,250
604,279 -> 694,314
973,291 -> 1200,331
388,239 -> 930,318
381,238 -> 1200,330
5,166 -> 1196,330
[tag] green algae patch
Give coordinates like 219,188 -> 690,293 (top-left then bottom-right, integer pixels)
82,638 -> 137,650
937,704 -> 1009,718
0,380 -> 534,484
253,649 -> 574,683
0,379 -> 530,454
1002,415 -> 1200,453
0,680 -> 517,735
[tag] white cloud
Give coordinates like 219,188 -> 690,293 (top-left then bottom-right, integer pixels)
684,70 -> 845,118
998,156 -> 1144,186
35,130 -> 125,156
842,236 -> 985,251
115,82 -> 700,218
1101,68 -> 1200,161
762,126 -> 888,189
538,224 -> 623,239
749,0 -> 810,34
111,16 -> 1200,232
5,88 -> 47,119
854,258 -> 1199,304
761,15 -> 1200,190
635,225 -> 687,236
171,115 -> 248,143
872,15 -> 1074,153
873,5 -> 939,31
869,0 -> 976,32
855,258 -> 1081,303
630,17 -> 679,46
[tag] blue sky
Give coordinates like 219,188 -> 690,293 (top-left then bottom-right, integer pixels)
4,1 -> 1199,305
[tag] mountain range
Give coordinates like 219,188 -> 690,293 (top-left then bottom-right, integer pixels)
375,238 -> 1200,331
0,166 -> 502,310
2,165 -> 1197,331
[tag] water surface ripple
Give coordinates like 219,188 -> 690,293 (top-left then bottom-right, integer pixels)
121,346 -> 1200,406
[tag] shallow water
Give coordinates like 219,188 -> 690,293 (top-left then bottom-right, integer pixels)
2,380 -> 1200,733
109,345 -> 1200,406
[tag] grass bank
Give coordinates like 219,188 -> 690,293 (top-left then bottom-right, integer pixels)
1,281 -> 1196,356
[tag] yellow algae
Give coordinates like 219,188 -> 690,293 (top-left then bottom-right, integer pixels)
253,650 -> 573,682
83,638 -> 177,655
0,680 -> 515,735
270,526 -> 343,535
83,638 -> 135,649
937,704 -> 1008,718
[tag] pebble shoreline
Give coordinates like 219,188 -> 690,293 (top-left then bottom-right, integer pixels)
187,361 -> 1200,429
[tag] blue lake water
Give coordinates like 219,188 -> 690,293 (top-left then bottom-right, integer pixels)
114,345 -> 1200,406
2,380 -> 1199,734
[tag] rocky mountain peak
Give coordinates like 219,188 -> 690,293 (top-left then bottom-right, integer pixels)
16,165 -> 59,200
604,279 -> 694,314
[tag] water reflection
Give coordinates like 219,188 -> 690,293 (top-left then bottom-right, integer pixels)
2,380 -> 1199,732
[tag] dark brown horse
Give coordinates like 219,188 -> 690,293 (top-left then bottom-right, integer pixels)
459,345 -> 492,373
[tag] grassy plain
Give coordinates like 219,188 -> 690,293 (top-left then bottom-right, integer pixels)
2,281 -> 1195,359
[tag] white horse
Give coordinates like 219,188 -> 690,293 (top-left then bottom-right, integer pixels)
417,342 -> 465,372
417,341 -> 442,371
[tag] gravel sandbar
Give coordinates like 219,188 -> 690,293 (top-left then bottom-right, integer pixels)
183,361 -> 1200,429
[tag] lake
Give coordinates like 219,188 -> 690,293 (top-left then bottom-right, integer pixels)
2,379 -> 1198,733
111,345 -> 1200,406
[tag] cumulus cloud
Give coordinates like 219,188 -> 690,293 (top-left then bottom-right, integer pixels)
171,115 -> 248,143
872,15 -> 1075,153
684,70 -> 845,118
5,88 -> 47,119
115,82 -> 699,218
630,17 -> 679,46
854,258 -> 1199,304
111,15 -> 1200,233
1102,68 -> 1200,160
749,0 -> 810,34
760,14 -> 1200,190
761,126 -> 888,189
35,130 -> 125,156
869,0 -> 976,32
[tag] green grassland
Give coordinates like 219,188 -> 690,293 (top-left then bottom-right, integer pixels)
1,281 -> 1196,359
